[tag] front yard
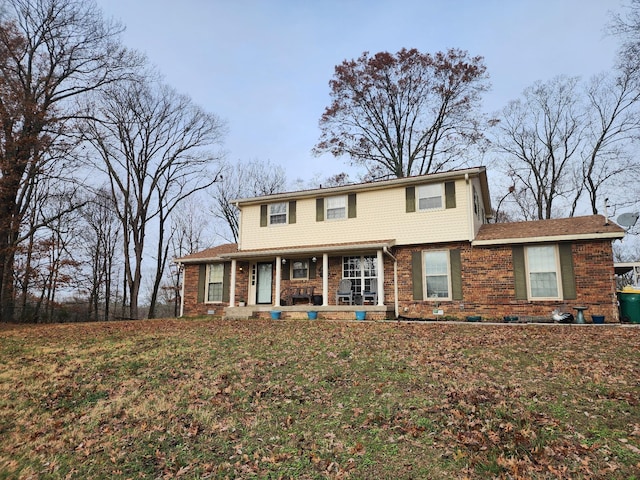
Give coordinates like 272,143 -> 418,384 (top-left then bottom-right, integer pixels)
1,318 -> 639,479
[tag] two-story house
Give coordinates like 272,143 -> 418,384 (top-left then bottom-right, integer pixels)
177,167 -> 626,322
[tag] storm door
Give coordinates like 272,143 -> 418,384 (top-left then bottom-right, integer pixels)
256,262 -> 273,304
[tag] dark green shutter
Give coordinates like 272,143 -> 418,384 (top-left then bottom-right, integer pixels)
260,204 -> 268,227
197,264 -> 206,303
512,246 -> 527,300
348,194 -> 356,218
559,243 -> 576,300
450,249 -> 463,300
222,263 -> 230,302
282,262 -> 290,280
288,201 -> 296,224
309,259 -> 317,279
411,251 -> 423,300
445,181 -> 456,209
316,198 -> 324,221
406,187 -> 416,213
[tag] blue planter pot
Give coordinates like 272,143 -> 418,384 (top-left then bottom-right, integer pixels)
355,311 -> 366,321
307,311 -> 318,320
592,315 -> 605,324
270,311 -> 281,320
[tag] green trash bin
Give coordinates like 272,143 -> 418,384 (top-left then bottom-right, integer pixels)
618,291 -> 640,323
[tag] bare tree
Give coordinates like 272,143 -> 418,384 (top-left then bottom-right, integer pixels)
83,78 -> 226,319
579,67 -> 640,215
314,48 -> 490,178
211,159 -> 286,243
164,197 -> 213,317
493,76 -> 582,220
493,72 -> 640,220
78,188 -> 121,321
0,0 -> 140,322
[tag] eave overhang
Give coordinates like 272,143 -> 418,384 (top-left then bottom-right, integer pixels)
472,231 -> 625,247
221,240 -> 397,260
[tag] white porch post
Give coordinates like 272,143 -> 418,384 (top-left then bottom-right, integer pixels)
229,259 -> 237,307
322,253 -> 329,306
275,256 -> 282,307
377,249 -> 384,306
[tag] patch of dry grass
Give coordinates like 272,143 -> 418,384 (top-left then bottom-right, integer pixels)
0,319 -> 639,479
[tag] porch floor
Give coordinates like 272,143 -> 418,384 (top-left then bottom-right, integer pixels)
224,304 -> 395,321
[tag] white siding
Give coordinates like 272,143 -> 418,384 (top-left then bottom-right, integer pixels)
239,179 -> 472,250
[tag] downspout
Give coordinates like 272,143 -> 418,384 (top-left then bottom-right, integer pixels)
383,246 -> 399,319
179,263 -> 185,317
465,173 -> 474,241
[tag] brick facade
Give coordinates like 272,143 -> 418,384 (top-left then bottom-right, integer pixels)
395,240 -> 618,322
181,238 -> 619,322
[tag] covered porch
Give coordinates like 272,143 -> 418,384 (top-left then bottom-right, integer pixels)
221,240 -> 399,320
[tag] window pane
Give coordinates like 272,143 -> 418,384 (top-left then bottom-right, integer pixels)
270,203 -> 287,224
424,251 -> 449,299
292,260 -> 308,279
424,251 -> 448,274
208,283 -> 223,302
530,272 -> 558,297
527,246 -> 559,298
326,196 -> 346,219
207,264 -> 224,302
342,255 -> 377,295
208,264 -> 223,282
426,275 -> 449,298
417,184 -> 442,210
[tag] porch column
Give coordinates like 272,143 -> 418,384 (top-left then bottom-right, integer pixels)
377,249 -> 384,306
229,259 -> 237,307
322,253 -> 329,306
275,256 -> 282,307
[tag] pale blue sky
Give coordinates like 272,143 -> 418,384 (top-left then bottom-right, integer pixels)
95,0 -> 624,184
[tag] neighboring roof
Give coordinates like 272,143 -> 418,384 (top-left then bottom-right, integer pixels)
473,215 -> 625,246
175,243 -> 238,264
231,166 -> 491,212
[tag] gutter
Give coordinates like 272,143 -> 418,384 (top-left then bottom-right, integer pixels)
472,231 -> 625,247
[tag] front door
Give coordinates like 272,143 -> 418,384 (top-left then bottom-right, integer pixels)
256,262 -> 273,304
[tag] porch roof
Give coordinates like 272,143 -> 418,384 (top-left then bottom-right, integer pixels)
220,239 -> 396,260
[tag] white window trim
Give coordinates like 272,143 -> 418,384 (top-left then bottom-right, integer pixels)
525,245 -> 562,300
205,263 -> 224,303
325,195 -> 347,221
423,250 -> 452,301
291,260 -> 309,281
417,183 -> 444,212
342,255 -> 377,294
269,202 -> 288,226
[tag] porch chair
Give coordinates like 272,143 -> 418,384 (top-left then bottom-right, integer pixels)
336,279 -> 353,305
362,281 -> 378,305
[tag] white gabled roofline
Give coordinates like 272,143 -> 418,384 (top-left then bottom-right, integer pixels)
232,167 -> 488,206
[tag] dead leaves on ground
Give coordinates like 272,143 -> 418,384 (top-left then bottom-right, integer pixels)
0,319 -> 639,479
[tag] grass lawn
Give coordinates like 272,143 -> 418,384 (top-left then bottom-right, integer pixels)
0,318 -> 639,479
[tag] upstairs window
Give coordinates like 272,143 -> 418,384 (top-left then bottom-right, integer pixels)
417,184 -> 443,210
269,202 -> 287,225
326,195 -> 346,220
